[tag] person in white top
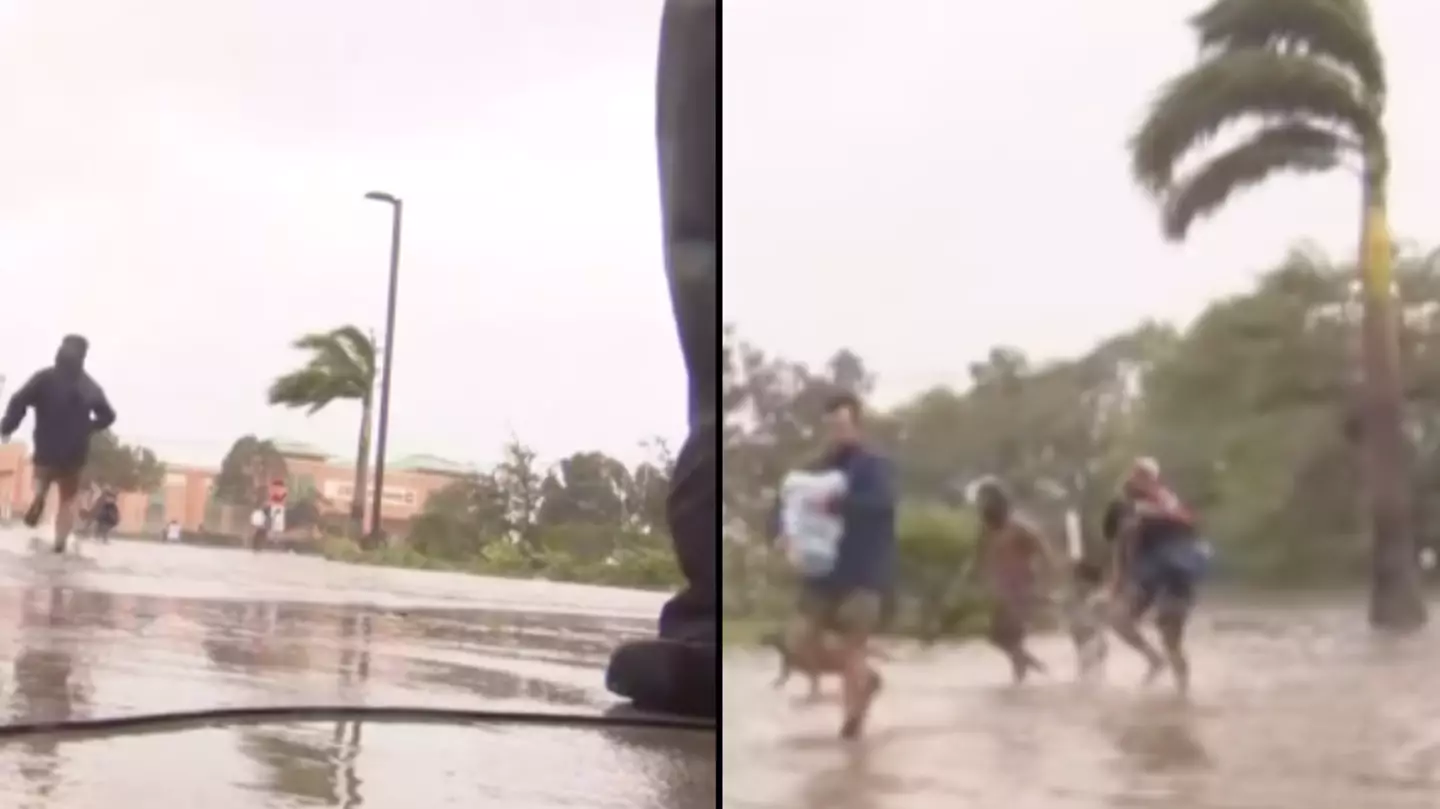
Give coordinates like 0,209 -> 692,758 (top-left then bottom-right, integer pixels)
250,508 -> 269,552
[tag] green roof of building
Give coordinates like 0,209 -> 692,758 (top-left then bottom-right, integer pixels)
270,439 -> 332,460
390,454 -> 476,477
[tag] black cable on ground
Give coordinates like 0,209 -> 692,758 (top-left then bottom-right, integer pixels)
0,705 -> 716,742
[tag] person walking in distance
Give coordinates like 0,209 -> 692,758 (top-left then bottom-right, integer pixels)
603,0 -> 717,719
250,506 -> 270,552
94,488 -> 120,543
0,335 -> 116,554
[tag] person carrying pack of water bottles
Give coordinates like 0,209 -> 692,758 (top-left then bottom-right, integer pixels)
776,392 -> 897,739
778,467 -> 848,577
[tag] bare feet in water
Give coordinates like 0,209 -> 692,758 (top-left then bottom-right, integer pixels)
1141,652 -> 1167,686
839,670 -> 883,739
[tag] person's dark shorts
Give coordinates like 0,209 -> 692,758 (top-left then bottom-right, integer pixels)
788,587 -> 883,648
33,466 -> 83,502
1129,537 -> 1209,618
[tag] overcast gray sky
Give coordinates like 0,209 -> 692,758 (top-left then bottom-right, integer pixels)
0,0 -> 683,468
7,2 -> 1435,471
723,0 -> 1440,407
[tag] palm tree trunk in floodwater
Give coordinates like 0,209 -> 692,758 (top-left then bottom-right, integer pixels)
350,395 -> 373,546
341,721 -> 363,809
328,720 -> 365,808
1359,172 -> 1427,630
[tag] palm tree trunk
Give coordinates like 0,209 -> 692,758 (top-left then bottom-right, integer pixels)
1358,166 -> 1427,630
350,395 -> 373,546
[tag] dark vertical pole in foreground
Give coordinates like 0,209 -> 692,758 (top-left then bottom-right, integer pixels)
365,192 -> 403,546
603,0 -> 717,718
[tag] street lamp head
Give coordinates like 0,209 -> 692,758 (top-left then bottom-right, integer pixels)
365,191 -> 399,205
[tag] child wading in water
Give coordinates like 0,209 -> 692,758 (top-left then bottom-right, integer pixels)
1065,559 -> 1110,681
973,480 -> 1056,684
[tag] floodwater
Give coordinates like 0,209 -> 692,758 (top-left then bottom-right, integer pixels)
724,595 -> 1440,809
0,531 -> 715,808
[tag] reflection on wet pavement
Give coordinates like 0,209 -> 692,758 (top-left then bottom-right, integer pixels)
0,533 -> 715,807
724,596 -> 1440,809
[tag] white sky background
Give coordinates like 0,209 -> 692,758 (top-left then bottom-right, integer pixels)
723,0 -> 1440,408
0,0 -> 686,468
5,2 -> 1434,472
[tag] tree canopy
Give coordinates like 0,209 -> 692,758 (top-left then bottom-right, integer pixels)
721,244 -> 1440,637
401,437 -> 680,589
83,431 -> 165,493
1130,0 -> 1387,240
213,435 -> 287,509
267,326 -> 377,413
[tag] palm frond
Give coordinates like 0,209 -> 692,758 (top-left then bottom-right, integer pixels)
1160,122 -> 1341,240
1190,0 -> 1385,97
1130,48 -> 1374,194
290,329 -> 375,381
268,369 -> 351,413
327,325 -> 377,377
270,324 -> 377,414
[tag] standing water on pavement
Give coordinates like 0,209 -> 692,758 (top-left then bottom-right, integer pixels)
724,595 -> 1440,809
0,534 -> 715,808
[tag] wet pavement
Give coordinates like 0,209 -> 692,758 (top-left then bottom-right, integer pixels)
724,595 -> 1440,809
0,531 -> 715,808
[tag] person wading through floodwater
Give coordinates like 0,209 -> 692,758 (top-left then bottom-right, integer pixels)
973,479 -> 1056,684
0,335 -> 116,554
781,392 -> 896,738
1106,457 -> 1208,695
602,0 -> 717,719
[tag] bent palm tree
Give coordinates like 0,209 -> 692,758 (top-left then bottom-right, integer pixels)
268,326 -> 377,542
1130,0 -> 1423,629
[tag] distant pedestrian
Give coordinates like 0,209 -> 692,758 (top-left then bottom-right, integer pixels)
94,488 -> 119,543
250,508 -> 269,552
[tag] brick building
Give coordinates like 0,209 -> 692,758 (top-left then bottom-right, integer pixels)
0,439 -> 474,540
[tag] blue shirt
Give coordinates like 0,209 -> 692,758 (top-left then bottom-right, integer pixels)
809,444 -> 896,594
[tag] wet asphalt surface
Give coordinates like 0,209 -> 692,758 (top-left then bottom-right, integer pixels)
724,594 -> 1440,809
0,530 -> 715,808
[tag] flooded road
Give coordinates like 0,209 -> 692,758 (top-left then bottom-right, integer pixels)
0,532 -> 714,808
724,596 -> 1440,809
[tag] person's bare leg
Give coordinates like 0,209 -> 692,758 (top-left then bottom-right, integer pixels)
772,654 -> 791,689
989,605 -> 1045,684
837,635 -> 880,739
837,596 -> 884,738
1157,596 -> 1191,696
53,475 -> 80,554
54,497 -> 76,553
24,474 -> 52,529
1111,591 -> 1166,683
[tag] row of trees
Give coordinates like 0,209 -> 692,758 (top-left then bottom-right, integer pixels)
722,245 -> 1440,636
393,439 -> 680,588
257,325 -> 682,589
82,432 -> 165,494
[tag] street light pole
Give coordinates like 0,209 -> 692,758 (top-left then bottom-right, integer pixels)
365,191 -> 403,546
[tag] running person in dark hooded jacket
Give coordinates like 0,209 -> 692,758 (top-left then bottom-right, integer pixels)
0,335 -> 116,553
